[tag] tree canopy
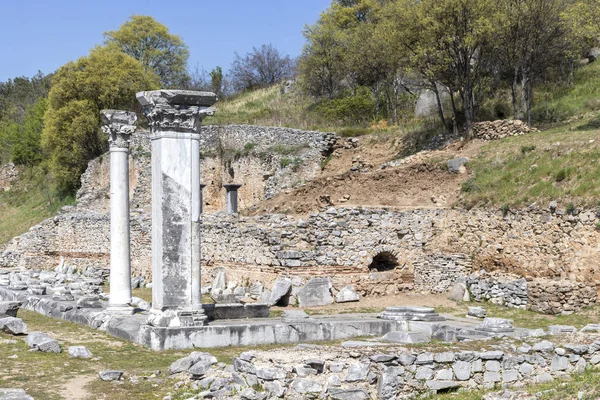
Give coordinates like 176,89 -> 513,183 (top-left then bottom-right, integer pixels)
104,15 -> 190,89
42,46 -> 159,193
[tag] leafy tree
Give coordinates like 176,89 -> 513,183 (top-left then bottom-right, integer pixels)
9,98 -> 47,165
0,71 -> 51,122
299,21 -> 348,99
42,46 -> 159,193
104,15 -> 190,88
230,44 -> 295,92
210,66 -> 223,97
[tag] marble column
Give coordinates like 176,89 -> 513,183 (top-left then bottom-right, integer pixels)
224,184 -> 242,214
137,90 -> 216,326
101,110 -> 137,315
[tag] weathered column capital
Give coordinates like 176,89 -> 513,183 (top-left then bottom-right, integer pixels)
101,110 -> 137,149
136,90 -> 217,134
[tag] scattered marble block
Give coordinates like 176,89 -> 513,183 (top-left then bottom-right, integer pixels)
382,331 -> 431,344
0,317 -> 28,335
467,306 -> 487,319
335,286 -> 359,303
0,388 -> 34,400
297,277 -> 334,307
378,306 -> 446,321
99,370 -> 123,381
0,301 -> 22,318
475,318 -> 514,333
580,324 -> 600,333
548,325 -> 577,335
268,278 -> 292,306
68,346 -> 93,358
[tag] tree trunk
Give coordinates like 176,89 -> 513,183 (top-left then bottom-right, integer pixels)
511,67 -> 519,119
520,70 -> 528,122
449,87 -> 458,136
431,81 -> 447,135
461,85 -> 474,140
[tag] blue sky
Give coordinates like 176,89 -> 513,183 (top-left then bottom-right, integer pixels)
0,0 -> 331,82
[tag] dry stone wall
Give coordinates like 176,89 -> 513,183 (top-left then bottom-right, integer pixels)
76,125 -> 336,214
2,204 -> 599,303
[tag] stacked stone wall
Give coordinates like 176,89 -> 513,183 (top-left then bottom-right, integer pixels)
528,279 -> 597,315
2,205 -> 599,301
76,125 -> 336,214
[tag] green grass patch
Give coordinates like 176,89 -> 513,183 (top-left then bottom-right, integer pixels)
0,168 -> 75,245
461,122 -> 600,208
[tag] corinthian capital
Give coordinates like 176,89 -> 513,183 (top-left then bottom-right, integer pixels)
136,90 -> 217,134
101,110 -> 137,149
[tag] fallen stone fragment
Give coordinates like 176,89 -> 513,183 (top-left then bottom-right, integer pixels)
297,277 -> 334,307
0,388 -> 34,400
68,346 -> 93,358
26,332 -> 61,353
0,317 -> 27,335
547,325 -> 577,335
344,363 -> 369,382
268,278 -> 292,306
291,378 -> 322,394
98,370 -> 123,381
335,286 -> 359,303
0,302 -> 22,318
76,296 -> 102,309
467,306 -> 487,319
328,387 -> 369,400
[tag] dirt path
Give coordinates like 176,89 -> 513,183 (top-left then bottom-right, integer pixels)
59,374 -> 96,400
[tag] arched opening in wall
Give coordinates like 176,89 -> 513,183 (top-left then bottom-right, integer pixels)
369,251 -> 399,272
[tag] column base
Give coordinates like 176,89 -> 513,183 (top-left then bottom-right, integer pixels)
106,305 -> 135,315
177,309 -> 208,327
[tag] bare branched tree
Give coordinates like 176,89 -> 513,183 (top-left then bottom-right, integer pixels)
229,44 -> 296,92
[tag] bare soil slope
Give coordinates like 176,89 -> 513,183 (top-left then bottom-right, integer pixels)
244,136 -> 485,216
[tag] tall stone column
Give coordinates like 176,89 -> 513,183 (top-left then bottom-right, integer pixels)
224,184 -> 242,214
101,110 -> 137,315
137,90 -> 216,326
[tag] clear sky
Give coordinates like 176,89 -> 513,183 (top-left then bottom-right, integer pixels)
0,0 -> 331,82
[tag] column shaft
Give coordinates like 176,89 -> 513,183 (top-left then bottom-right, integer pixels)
109,147 -> 132,307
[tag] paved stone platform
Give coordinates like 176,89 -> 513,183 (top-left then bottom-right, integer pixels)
0,286 -> 401,350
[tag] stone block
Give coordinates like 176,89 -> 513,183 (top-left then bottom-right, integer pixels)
0,317 -> 27,335
297,277 -> 333,307
0,301 -> 21,318
68,346 -> 93,358
336,286 -> 359,303
268,278 -> 292,306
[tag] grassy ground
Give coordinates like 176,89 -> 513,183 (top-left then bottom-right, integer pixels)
460,117 -> 600,209
0,176 -> 74,245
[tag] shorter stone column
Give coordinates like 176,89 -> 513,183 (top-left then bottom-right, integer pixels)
200,183 -> 206,214
102,109 -> 137,315
224,184 -> 242,214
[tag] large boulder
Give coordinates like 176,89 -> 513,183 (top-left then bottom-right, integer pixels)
0,388 -> 34,400
297,277 -> 334,307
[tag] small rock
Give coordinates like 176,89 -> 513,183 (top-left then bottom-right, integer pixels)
99,370 -> 123,381
68,346 -> 93,358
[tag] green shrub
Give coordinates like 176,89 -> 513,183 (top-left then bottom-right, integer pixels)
337,127 -> 370,137
554,169 -> 568,182
311,87 -> 375,125
567,203 -> 576,215
520,145 -> 536,154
